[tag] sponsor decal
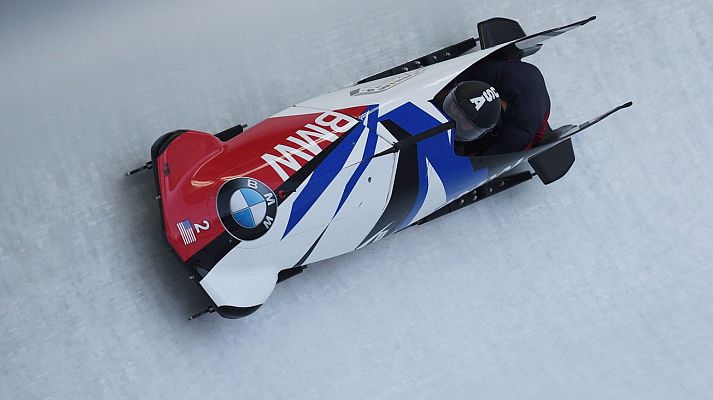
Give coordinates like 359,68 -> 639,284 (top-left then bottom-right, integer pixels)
350,69 -> 426,96
260,111 -> 358,182
217,177 -> 278,241
470,87 -> 499,111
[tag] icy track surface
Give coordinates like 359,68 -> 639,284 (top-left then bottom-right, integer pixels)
2,1 -> 713,399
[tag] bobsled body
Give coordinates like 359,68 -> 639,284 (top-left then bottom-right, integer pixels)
146,16 -> 629,318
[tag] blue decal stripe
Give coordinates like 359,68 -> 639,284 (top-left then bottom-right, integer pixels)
282,120 -> 368,238
382,102 -> 483,203
379,103 -> 441,229
334,106 -> 379,216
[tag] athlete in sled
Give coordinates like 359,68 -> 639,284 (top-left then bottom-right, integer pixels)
128,16 -> 631,319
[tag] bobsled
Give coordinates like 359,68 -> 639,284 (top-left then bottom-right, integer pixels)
128,16 -> 631,319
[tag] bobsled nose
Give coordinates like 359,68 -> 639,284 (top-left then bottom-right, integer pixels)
151,130 -> 223,192
199,261 -> 280,319
151,130 -> 226,262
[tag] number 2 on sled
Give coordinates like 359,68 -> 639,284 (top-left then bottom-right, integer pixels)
194,220 -> 210,233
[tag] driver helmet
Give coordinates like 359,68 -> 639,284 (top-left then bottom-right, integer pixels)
442,81 -> 502,142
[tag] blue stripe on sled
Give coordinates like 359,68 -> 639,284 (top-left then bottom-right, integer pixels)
378,102 -> 487,228
335,106 -> 380,216
282,118 -> 368,238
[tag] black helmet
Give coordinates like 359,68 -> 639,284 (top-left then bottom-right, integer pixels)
443,81 -> 501,142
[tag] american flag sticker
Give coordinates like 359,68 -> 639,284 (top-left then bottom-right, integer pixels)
177,219 -> 197,245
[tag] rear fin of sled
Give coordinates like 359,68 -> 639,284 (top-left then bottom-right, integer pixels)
469,102 -> 632,178
478,17 -> 528,49
529,139 -> 575,185
480,16 -> 596,60
528,102 -> 633,185
556,102 -> 633,142
511,16 -> 596,54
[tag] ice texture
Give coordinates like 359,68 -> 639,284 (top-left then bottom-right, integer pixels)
1,1 -> 712,399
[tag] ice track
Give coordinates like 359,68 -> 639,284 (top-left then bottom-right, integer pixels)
2,1 -> 713,399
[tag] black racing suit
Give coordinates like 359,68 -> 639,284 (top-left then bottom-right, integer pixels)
463,58 -> 551,156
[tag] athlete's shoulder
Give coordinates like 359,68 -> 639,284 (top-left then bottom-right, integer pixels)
517,60 -> 544,73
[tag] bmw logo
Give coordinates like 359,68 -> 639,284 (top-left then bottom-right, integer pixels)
217,177 -> 278,241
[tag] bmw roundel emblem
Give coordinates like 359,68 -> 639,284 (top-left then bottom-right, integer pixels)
217,177 -> 278,241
